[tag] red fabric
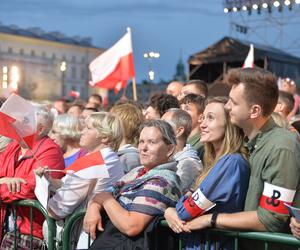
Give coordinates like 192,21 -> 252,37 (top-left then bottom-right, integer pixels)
136,167 -> 149,179
91,53 -> 135,91
0,112 -> 20,142
259,195 -> 291,215
0,137 -> 65,239
182,196 -> 205,218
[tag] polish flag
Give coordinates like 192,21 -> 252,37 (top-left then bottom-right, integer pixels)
65,151 -> 109,179
243,44 -> 254,68
259,182 -> 296,215
89,28 -> 135,94
69,90 -> 80,99
0,94 -> 37,148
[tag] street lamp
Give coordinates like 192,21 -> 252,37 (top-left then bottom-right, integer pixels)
60,61 -> 67,96
143,51 -> 160,81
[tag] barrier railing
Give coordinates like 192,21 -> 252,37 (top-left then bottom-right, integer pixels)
159,220 -> 300,250
61,208 -> 90,250
6,201 -> 300,250
7,199 -> 57,250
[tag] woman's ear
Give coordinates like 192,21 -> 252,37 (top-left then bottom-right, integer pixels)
166,144 -> 176,158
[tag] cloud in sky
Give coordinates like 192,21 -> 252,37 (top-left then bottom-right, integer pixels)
1,0 -> 298,83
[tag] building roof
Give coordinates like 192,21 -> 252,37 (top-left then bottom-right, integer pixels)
0,23 -> 101,49
189,36 -> 300,65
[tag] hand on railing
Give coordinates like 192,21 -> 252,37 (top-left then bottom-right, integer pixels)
83,202 -> 103,240
164,207 -> 191,234
290,217 -> 300,240
0,177 -> 27,193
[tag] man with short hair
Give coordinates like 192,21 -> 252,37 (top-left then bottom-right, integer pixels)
0,105 -> 65,240
162,108 -> 203,193
166,81 -> 184,98
274,90 -> 295,119
181,68 -> 300,242
178,80 -> 208,101
180,94 -> 205,159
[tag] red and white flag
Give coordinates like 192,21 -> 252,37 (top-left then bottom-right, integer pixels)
243,44 -> 254,68
65,151 -> 109,179
0,94 -> 37,148
259,182 -> 296,215
69,90 -> 80,99
89,28 -> 135,94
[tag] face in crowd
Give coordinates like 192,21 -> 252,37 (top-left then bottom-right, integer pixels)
200,102 -> 226,149
138,126 -> 174,170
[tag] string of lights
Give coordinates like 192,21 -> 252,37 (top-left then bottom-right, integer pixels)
223,0 -> 300,14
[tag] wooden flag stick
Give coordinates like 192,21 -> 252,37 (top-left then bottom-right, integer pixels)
132,77 -> 137,101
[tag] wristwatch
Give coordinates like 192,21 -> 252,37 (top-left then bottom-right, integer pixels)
211,212 -> 218,228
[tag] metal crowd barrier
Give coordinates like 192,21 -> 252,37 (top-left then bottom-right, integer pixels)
5,200 -> 300,250
159,220 -> 300,250
7,199 -> 57,250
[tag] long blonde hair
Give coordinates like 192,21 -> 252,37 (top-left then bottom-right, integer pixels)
194,97 -> 248,187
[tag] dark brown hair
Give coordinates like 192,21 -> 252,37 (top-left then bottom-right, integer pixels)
226,67 -> 278,116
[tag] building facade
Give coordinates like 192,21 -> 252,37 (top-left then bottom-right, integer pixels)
0,24 -> 104,101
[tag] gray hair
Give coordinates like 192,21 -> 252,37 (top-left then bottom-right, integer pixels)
52,114 -> 82,141
164,108 -> 192,141
35,104 -> 54,137
140,119 -> 177,146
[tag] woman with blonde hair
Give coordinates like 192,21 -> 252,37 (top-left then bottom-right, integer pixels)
164,97 -> 250,250
36,111 -> 124,249
110,103 -> 144,173
49,114 -> 87,167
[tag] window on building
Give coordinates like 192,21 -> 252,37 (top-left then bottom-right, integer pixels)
72,55 -> 76,63
81,68 -> 85,80
81,56 -> 85,63
20,49 -> 24,55
52,53 -> 56,60
71,66 -> 76,79
8,47 -> 13,54
42,51 -> 46,58
31,50 -> 35,57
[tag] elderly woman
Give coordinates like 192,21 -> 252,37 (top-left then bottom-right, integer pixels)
36,112 -> 124,248
49,114 -> 87,167
83,120 -> 182,249
164,97 -> 250,250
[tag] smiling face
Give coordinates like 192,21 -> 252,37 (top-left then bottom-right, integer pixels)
138,126 -> 174,170
79,118 -> 101,152
200,102 -> 226,150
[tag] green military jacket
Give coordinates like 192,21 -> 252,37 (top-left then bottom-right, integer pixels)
245,118 -> 300,232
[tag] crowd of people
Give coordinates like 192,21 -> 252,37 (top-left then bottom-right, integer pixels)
0,67 -> 300,250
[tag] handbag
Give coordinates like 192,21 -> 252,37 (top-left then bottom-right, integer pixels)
0,231 -> 46,250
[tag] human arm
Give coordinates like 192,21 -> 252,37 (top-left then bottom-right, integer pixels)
0,177 -> 27,193
36,139 -> 65,179
47,176 -> 95,219
176,155 -> 250,221
34,166 -> 63,191
100,192 -> 153,236
185,211 -> 266,231
290,217 -> 300,239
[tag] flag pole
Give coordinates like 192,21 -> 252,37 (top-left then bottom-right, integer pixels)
132,77 -> 137,101
19,136 -> 43,169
